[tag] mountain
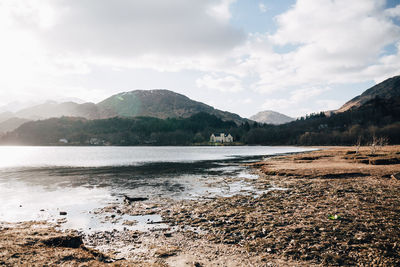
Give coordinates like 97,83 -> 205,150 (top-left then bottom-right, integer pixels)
0,101 -> 42,113
97,89 -> 248,124
2,76 -> 400,146
0,99 -> 86,113
55,97 -> 87,104
0,112 -> 14,123
4,90 -> 248,124
337,75 -> 400,112
0,117 -> 30,133
250,110 -> 295,125
14,101 -> 116,120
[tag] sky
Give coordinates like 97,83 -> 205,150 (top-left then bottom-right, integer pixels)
0,0 -> 399,118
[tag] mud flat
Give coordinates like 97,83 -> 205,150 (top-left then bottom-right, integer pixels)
1,146 -> 400,266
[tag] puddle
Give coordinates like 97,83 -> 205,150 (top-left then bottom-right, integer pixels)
237,171 -> 259,179
120,214 -> 168,231
55,208 -> 169,233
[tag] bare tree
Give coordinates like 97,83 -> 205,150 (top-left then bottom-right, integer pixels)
355,135 -> 362,155
369,134 -> 378,155
378,136 -> 389,148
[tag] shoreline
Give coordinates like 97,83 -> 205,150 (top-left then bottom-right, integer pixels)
1,146 -> 400,266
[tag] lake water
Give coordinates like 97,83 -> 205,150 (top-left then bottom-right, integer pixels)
0,146 -> 314,232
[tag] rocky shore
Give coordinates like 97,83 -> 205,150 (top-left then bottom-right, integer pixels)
1,146 -> 400,266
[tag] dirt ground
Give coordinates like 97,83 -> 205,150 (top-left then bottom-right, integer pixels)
0,221 -> 132,266
1,146 -> 400,266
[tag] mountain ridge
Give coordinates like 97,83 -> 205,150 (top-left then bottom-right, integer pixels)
1,75 -> 400,145
337,75 -> 400,112
249,110 -> 295,125
98,89 -> 247,125
0,89 -> 249,128
0,117 -> 31,133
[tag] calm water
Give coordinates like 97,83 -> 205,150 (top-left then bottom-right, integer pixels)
0,146 -> 314,231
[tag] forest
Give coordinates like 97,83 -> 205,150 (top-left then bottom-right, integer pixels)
0,97 -> 399,146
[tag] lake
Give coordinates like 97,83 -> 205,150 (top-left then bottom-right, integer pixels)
0,146 -> 314,231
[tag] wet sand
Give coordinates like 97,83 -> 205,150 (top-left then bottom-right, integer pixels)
1,146 -> 400,266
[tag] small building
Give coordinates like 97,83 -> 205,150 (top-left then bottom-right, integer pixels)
58,138 -> 68,144
210,133 -> 233,143
89,138 -> 104,145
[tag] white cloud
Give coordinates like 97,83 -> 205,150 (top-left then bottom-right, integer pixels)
259,3 -> 267,13
196,74 -> 244,92
316,99 -> 343,111
385,4 -> 400,17
267,0 -> 399,82
363,42 -> 400,83
0,0 -> 245,104
207,0 -> 236,22
225,0 -> 400,95
262,87 -> 330,116
0,0 -> 399,116
290,87 -> 327,102
0,0 -> 244,74
243,98 -> 253,104
39,0 -> 243,57
2,0 -> 398,85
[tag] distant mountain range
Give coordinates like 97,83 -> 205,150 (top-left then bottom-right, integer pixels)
1,75 -> 399,145
249,75 -> 400,124
250,110 -> 295,125
14,101 -> 107,120
1,75 -> 399,135
0,89 -> 249,132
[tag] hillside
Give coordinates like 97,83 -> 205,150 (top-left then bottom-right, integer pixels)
0,117 -> 30,133
0,112 -> 14,123
250,110 -> 295,125
2,75 -> 400,146
14,101 -> 114,120
337,75 -> 400,112
97,89 -> 248,124
0,113 -> 240,146
1,97 -> 399,146
2,90 -> 248,125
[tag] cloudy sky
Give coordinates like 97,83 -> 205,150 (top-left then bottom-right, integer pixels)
0,0 -> 399,117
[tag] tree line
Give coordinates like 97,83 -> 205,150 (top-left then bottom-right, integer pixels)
1,96 -> 399,146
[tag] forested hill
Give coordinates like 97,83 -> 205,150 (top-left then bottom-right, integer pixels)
98,90 -> 247,125
1,95 -> 399,146
1,75 -> 400,146
247,96 -> 400,145
0,113 -> 240,146
337,75 -> 400,112
0,89 -> 248,126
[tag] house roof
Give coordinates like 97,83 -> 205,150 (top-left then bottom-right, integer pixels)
211,133 -> 232,137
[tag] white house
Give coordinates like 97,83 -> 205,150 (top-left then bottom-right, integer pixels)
58,138 -> 68,144
210,133 -> 233,143
89,138 -> 104,145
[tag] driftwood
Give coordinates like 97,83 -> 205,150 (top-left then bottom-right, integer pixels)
123,195 -> 148,204
391,173 -> 400,180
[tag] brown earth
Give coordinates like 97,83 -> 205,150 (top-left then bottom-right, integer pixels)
0,221 -> 126,266
1,146 -> 400,266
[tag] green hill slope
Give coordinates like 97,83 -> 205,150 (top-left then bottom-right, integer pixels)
97,89 -> 248,124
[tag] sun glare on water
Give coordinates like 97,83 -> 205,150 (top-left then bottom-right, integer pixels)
0,146 -> 46,168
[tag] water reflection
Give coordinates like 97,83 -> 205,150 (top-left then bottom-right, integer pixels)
0,146 -> 316,231
0,158 -> 246,193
